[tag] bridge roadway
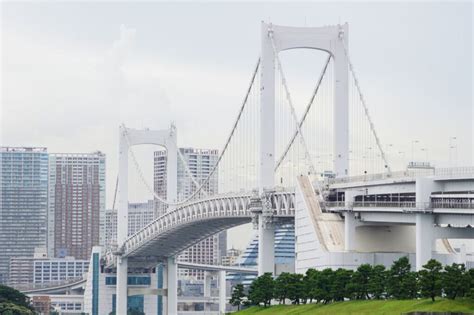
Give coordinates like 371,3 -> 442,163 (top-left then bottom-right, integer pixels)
121,190 -> 295,262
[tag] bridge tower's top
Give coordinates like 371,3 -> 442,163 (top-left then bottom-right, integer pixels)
259,22 -> 349,192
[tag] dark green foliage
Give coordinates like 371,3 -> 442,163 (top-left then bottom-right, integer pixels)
443,263 -> 470,300
286,273 -> 304,304
348,264 -> 372,300
303,268 -> 319,303
274,272 -> 292,304
0,285 -> 35,314
230,284 -> 246,310
331,268 -> 353,301
419,259 -> 442,301
387,256 -> 413,299
243,258 -> 472,308
368,265 -> 386,299
248,273 -> 274,307
468,268 -> 474,298
0,285 -> 33,310
0,302 -> 35,315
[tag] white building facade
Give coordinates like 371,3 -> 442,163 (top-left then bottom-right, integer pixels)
154,148 -> 226,280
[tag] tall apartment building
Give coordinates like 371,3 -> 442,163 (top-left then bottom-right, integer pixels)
0,147 -> 49,284
48,152 -> 106,259
154,148 -> 225,279
105,200 -> 155,248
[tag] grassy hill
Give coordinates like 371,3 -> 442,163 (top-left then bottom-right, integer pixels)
234,298 -> 474,314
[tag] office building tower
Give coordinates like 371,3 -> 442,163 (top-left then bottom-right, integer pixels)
48,152 -> 106,259
154,148 -> 225,279
105,200 -> 155,248
0,147 -> 49,284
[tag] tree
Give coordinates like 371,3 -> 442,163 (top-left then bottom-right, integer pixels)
404,271 -> 419,299
348,264 -> 372,300
287,273 -> 305,304
419,259 -> 442,301
367,265 -> 386,299
331,268 -> 353,301
274,272 -> 292,304
230,284 -> 246,310
387,256 -> 412,299
443,263 -> 469,300
313,268 -> 333,304
0,285 -> 33,310
303,268 -> 319,303
0,302 -> 35,315
248,273 -> 275,307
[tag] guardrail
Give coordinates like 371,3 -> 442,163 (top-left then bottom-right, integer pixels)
325,201 -> 474,210
328,166 -> 474,185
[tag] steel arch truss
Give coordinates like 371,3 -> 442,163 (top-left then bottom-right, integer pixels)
123,191 -> 295,260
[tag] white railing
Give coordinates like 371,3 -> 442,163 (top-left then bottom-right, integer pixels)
328,166 -> 474,185
326,201 -> 474,210
123,191 -> 295,257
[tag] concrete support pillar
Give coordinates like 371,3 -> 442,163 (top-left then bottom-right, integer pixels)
157,264 -> 164,315
204,271 -> 212,312
344,212 -> 356,251
219,270 -> 226,315
258,214 -> 275,275
415,177 -> 441,270
116,257 -> 128,314
416,214 -> 434,271
166,257 -> 178,315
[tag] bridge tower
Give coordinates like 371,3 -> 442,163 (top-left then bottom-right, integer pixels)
117,125 -> 178,315
258,22 -> 349,275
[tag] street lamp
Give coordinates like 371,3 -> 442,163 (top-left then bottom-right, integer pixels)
449,136 -> 457,166
420,148 -> 429,162
411,140 -> 419,162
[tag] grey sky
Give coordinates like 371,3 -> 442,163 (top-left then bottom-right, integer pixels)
1,1 -> 473,249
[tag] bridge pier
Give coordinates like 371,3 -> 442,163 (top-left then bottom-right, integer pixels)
415,177 -> 441,270
344,212 -> 357,251
219,270 -> 226,314
165,257 -> 178,315
116,257 -> 128,314
258,214 -> 275,275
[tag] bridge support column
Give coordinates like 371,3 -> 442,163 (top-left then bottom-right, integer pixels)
166,257 -> 178,315
116,257 -> 128,314
219,270 -> 226,315
416,214 -> 434,271
204,272 -> 212,312
258,214 -> 275,275
415,177 -> 441,270
344,212 -> 357,251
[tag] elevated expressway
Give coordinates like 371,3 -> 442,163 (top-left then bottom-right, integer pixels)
321,167 -> 474,271
120,190 -> 295,263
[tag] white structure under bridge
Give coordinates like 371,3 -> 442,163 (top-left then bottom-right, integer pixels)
81,22 -> 473,315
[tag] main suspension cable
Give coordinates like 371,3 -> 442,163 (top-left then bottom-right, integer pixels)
339,27 -> 391,175
268,27 -> 324,200
122,57 -> 261,206
275,54 -> 331,171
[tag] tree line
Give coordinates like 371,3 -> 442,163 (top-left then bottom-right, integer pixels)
230,257 -> 474,309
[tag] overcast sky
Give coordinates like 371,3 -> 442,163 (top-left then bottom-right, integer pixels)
1,1 -> 473,249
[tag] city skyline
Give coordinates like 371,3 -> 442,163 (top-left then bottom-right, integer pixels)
2,2 -> 472,212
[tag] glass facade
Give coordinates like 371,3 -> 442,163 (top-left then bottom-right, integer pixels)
0,147 -> 48,284
112,294 -> 144,313
228,224 -> 295,285
105,276 -> 151,286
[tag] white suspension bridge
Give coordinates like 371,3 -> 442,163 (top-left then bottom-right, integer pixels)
88,22 -> 473,315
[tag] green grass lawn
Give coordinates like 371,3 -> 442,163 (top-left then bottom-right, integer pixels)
233,298 -> 474,314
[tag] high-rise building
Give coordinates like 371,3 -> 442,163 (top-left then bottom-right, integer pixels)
105,200 -> 155,248
0,147 -> 49,284
48,152 -> 106,259
227,224 -> 295,285
154,148 -> 225,279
